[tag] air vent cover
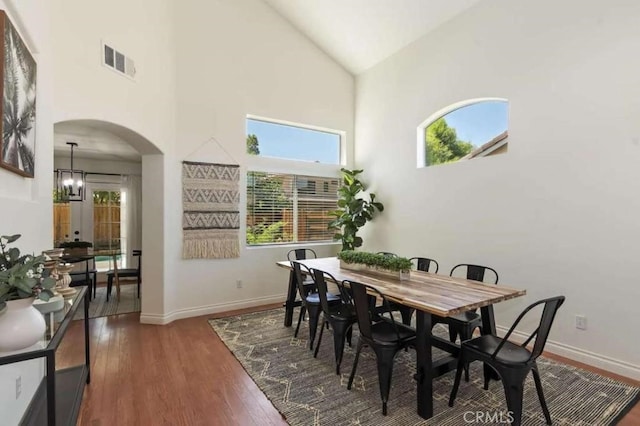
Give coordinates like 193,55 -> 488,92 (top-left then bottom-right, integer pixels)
102,42 -> 136,79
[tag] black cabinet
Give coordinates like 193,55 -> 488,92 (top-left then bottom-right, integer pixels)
0,287 -> 90,426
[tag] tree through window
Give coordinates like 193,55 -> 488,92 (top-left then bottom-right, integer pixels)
420,99 -> 509,167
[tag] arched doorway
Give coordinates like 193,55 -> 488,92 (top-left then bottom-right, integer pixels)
53,119 -> 165,320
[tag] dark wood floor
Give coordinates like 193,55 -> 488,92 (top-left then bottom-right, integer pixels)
59,305 -> 639,426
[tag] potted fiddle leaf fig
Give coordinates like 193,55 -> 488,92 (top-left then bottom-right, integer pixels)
328,168 -> 384,251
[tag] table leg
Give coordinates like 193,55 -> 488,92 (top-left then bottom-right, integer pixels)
284,270 -> 298,327
85,287 -> 91,384
46,350 -> 56,426
415,310 -> 433,419
85,260 -> 91,301
480,305 -> 499,382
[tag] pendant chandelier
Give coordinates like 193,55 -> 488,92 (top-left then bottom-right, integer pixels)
55,142 -> 85,202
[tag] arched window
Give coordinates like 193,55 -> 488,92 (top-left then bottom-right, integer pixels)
417,98 -> 509,167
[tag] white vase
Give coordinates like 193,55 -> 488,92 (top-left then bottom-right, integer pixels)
0,298 -> 46,352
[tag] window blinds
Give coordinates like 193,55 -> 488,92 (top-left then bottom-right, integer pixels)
246,172 -> 339,245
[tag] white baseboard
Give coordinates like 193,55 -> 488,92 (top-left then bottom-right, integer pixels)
139,295 -> 285,325
496,325 -> 640,381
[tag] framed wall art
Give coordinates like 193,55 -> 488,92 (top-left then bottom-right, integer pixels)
0,10 -> 37,178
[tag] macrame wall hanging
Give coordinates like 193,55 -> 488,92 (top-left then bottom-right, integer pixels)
182,156 -> 240,259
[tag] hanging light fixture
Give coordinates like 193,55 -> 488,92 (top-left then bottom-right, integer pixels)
55,142 -> 86,202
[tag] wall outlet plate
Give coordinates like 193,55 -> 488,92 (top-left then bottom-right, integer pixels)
236,280 -> 242,289
575,315 -> 587,330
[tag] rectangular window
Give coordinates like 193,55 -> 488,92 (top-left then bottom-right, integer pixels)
246,172 -> 339,245
246,118 -> 340,164
92,190 -> 126,270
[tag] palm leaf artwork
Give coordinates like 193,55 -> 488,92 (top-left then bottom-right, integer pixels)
1,13 -> 37,177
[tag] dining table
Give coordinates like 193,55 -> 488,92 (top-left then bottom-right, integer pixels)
276,256 -> 526,420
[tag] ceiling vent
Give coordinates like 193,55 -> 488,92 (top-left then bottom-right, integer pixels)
102,42 -> 136,79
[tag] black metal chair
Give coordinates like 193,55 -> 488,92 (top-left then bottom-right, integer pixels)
441,264 -> 498,339
449,296 -> 566,426
347,280 -> 416,416
311,269 -> 357,375
291,261 -> 340,350
107,250 -> 142,301
434,263 -> 499,381
388,256 -> 440,326
374,252 -> 413,326
409,257 -> 439,274
287,248 -> 318,294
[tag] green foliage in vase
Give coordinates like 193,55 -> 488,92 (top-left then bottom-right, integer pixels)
337,250 -> 412,272
0,234 -> 56,311
328,168 -> 384,251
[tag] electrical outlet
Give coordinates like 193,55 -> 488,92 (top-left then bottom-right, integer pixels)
236,280 -> 242,289
15,376 -> 21,399
575,315 -> 587,330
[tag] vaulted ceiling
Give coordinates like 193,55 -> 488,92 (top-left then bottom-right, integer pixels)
54,1 -> 482,160
262,0 -> 483,74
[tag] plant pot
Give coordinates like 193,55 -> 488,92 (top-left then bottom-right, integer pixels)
0,298 -> 46,352
340,260 -> 410,281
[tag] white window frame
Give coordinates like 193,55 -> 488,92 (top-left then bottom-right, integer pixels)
416,97 -> 509,168
245,115 -> 346,247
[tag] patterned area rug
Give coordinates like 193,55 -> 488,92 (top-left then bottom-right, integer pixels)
74,284 -> 141,319
209,308 -> 640,426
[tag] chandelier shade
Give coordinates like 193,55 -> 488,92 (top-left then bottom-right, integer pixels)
54,142 -> 86,202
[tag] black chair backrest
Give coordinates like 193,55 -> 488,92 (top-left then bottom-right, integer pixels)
133,250 -> 142,272
410,257 -> 439,273
494,296 -> 566,362
311,269 -> 352,313
291,261 -> 312,300
287,248 -> 317,261
311,269 -> 331,313
450,263 -> 498,284
347,280 -> 402,343
377,252 -> 397,258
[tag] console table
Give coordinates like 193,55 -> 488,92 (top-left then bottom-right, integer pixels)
0,287 -> 90,425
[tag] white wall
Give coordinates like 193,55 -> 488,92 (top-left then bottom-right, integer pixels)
156,0 -> 354,322
51,0 -> 176,318
0,1 -> 52,423
355,0 -> 640,378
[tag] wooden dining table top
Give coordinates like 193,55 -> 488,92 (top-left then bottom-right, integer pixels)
277,257 -> 526,317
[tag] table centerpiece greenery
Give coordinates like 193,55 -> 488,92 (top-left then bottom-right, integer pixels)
338,250 -> 412,280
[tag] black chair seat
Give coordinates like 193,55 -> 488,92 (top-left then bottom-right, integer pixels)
464,335 -> 532,364
107,268 -> 138,277
106,249 -> 142,301
372,320 -> 416,345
